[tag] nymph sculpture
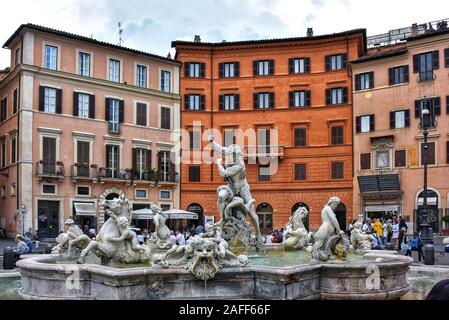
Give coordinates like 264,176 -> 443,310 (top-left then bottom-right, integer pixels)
147,204 -> 173,251
350,220 -> 373,251
51,219 -> 85,255
283,206 -> 314,251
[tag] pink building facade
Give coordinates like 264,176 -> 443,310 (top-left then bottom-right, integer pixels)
352,26 -> 449,233
0,24 -> 181,238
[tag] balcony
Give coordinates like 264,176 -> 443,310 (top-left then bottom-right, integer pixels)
97,167 -> 132,184
71,164 -> 98,182
108,122 -> 121,134
244,145 -> 285,160
36,161 -> 65,181
158,171 -> 179,185
131,169 -> 158,184
418,71 -> 436,83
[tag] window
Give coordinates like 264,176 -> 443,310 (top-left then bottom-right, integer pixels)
254,92 -> 274,109
42,184 -> 56,195
258,165 -> 271,182
219,94 -> 240,111
76,140 -> 90,176
42,136 -> 56,174
219,62 -> 239,78
77,186 -> 90,196
10,136 -> 16,164
294,164 -> 307,181
109,59 -> 121,82
224,129 -> 236,147
331,162 -> 344,180
136,103 -> 147,126
445,48 -> 449,68
289,57 -> 310,74
326,54 -> 347,71
395,150 -> 406,168
136,65 -> 147,88
376,151 -> 390,169
254,60 -> 274,76
185,62 -> 205,78
414,98 -> 441,126
294,128 -> 307,147
356,115 -> 375,133
413,51 -> 438,82
135,189 -> 147,199
355,72 -> 374,90
133,148 -> 150,179
189,130 -> 201,151
421,142 -> 436,166
326,87 -> 348,105
44,87 -> 57,113
13,89 -> 18,114
189,166 -> 200,182
105,145 -> 120,178
160,191 -> 171,200
331,126 -> 344,145
389,65 -> 409,85
106,99 -> 121,133
258,129 -> 271,153
289,91 -> 311,108
39,86 -> 61,114
360,153 -> 371,170
0,97 -> 6,122
15,48 -> 20,66
44,45 -> 58,70
161,70 -> 171,93
158,150 -> 174,181
78,52 -> 91,77
160,107 -> 171,130
0,140 -> 6,168
184,94 -> 205,111
390,110 -> 410,129
77,93 -> 90,118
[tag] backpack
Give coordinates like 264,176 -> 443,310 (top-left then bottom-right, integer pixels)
411,238 -> 420,249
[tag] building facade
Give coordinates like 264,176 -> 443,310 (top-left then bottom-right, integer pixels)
173,29 -> 366,233
352,23 -> 449,233
0,24 -> 181,238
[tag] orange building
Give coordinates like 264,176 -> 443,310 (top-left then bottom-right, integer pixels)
173,29 -> 367,233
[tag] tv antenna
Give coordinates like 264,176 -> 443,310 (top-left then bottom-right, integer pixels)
118,22 -> 124,46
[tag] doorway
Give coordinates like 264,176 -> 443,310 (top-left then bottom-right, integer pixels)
37,200 -> 60,239
334,203 -> 347,231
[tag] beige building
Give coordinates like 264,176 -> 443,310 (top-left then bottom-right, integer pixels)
0,24 -> 181,238
352,21 -> 449,233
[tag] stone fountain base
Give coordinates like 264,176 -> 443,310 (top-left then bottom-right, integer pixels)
16,252 -> 412,300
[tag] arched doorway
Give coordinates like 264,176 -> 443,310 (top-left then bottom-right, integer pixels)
334,203 -> 347,231
187,203 -> 204,227
417,190 -> 440,234
256,203 -> 273,235
291,203 -> 310,231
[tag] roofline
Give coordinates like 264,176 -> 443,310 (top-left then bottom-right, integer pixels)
3,24 -> 181,65
351,48 -> 408,65
172,28 -> 367,49
407,28 -> 449,42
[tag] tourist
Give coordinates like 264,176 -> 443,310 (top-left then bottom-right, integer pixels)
348,220 -> 357,234
83,225 -> 90,236
373,219 -> 383,238
371,230 -> 383,250
13,234 -> 29,262
89,227 -> 96,237
195,224 -> 205,235
23,235 -> 34,253
278,228 -> 284,243
136,230 -> 145,245
386,219 -> 393,243
410,232 -> 425,263
265,233 -> 274,244
25,228 -> 36,240
382,220 -> 389,245
399,217 -> 408,244
169,230 -> 177,246
273,230 -> 281,243
190,224 -> 197,236
176,230 -> 186,245
362,219 -> 371,234
391,219 -> 400,249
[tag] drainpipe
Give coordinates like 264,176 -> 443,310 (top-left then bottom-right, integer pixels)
210,45 -> 215,182
16,36 -> 23,233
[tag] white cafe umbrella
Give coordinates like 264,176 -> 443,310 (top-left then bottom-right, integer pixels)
131,208 -> 154,231
163,208 -> 198,220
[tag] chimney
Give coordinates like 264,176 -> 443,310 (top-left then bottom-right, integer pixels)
411,23 -> 418,37
307,28 -> 313,37
194,35 -> 201,43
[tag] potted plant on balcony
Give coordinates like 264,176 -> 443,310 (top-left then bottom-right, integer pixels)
442,215 -> 449,236
56,161 -> 64,175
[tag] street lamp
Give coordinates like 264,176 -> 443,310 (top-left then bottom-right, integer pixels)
419,99 -> 434,244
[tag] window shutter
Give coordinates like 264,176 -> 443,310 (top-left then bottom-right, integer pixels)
446,96 -> 449,114
105,98 -> 110,121
404,65 -> 410,82
218,63 -> 224,78
89,94 -> 95,119
370,114 -> 375,132
404,110 -> 410,127
13,89 -> 17,113
184,94 -> 189,110
390,112 -> 395,129
200,95 -> 206,110
105,145 -> 111,168
234,94 -> 240,110
119,100 -> 124,123
355,74 -> 360,91
432,50 -> 440,70
445,48 -> 449,68
269,60 -> 274,75
414,100 -> 420,118
369,72 -> 374,88
269,92 -> 275,108
413,54 -> 419,73
342,53 -> 348,68
355,116 -> 361,134
289,91 -> 294,108
157,151 -> 162,171
169,152 -> 176,174
325,55 -> 330,71
342,87 -> 348,104
253,93 -> 258,109
132,148 -> 136,170
434,97 -> 441,115
305,57 -> 311,73
234,62 -> 240,77
447,141 -> 449,164
147,149 -> 152,169
219,95 -> 224,111
55,89 -> 62,114
388,68 -> 394,85
305,90 -> 311,107
253,61 -> 258,76
288,58 -> 294,74
200,63 -> 206,78
73,92 -> 79,116
325,89 -> 331,105
184,62 -> 190,77
39,86 -> 45,111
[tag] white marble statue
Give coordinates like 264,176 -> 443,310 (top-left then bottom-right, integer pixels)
147,204 -> 173,251
51,219 -> 85,255
157,223 -> 248,281
311,196 -> 350,261
209,135 -> 263,245
284,206 -> 314,251
350,220 -> 373,251
77,195 -> 150,265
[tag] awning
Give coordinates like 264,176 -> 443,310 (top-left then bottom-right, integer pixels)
74,203 -> 96,217
163,209 -> 198,220
365,205 -> 399,212
132,208 -> 154,220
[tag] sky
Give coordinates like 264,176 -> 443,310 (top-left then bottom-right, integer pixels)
0,0 -> 448,68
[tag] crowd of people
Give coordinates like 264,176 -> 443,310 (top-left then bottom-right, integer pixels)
264,228 -> 284,244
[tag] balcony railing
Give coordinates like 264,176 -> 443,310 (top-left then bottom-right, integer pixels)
108,122 -> 121,134
71,164 -> 98,180
418,71 -> 436,83
158,171 -> 179,184
98,167 -> 132,181
132,169 -> 158,182
244,145 -> 285,159
36,161 -> 65,180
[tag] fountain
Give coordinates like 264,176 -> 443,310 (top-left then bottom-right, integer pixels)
16,139 -> 413,300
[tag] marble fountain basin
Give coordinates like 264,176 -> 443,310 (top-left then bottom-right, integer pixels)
16,249 -> 413,300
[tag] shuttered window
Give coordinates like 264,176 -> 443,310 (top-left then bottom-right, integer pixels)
355,72 -> 374,90
325,54 -> 347,71
395,150 -> 406,168
413,51 -> 438,82
289,58 -> 310,74
388,65 -> 409,85
185,62 -> 205,78
109,59 -> 121,82
254,60 -> 274,76
254,92 -> 275,109
13,89 -> 18,114
289,91 -> 311,108
189,166 -> 201,182
0,97 -> 6,122
294,128 -> 307,147
219,62 -> 240,78
331,126 -> 344,145
39,87 -> 62,114
189,130 -> 201,151
390,110 -> 410,129
258,165 -> 271,182
360,153 -> 371,170
445,48 -> 449,68
219,94 -> 240,111
421,142 -> 436,166
331,162 -> 344,180
42,137 -> 56,174
160,107 -> 171,130
294,164 -> 307,181
326,87 -> 348,105
77,140 -> 90,177
356,115 -> 375,133
136,103 -> 147,126
184,94 -> 205,111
